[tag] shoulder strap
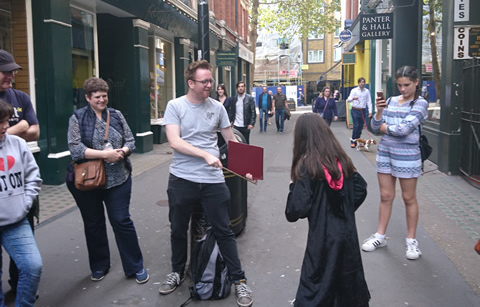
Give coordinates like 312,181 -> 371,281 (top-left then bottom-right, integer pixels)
104,109 -> 110,142
322,99 -> 328,113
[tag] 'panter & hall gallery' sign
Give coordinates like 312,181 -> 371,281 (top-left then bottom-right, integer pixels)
360,13 -> 394,40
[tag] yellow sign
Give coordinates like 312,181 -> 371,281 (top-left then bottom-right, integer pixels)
301,65 -> 309,70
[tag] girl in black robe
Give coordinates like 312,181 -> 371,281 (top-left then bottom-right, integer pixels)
286,113 -> 370,307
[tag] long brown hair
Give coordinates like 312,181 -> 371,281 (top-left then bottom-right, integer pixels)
291,113 -> 355,181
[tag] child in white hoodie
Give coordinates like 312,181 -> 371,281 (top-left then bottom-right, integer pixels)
0,99 -> 42,306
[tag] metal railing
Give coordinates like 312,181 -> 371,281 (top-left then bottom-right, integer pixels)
460,58 -> 480,188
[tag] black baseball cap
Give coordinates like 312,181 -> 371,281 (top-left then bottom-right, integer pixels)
0,50 -> 22,72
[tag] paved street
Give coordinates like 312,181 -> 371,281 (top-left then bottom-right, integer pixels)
2,110 -> 480,306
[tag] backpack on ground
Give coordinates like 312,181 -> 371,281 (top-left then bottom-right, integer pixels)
180,226 -> 231,306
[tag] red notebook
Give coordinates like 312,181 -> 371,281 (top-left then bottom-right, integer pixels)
228,141 -> 264,180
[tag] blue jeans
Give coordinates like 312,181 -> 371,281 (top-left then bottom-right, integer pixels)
67,176 -> 143,276
275,108 -> 285,132
259,108 -> 268,132
167,174 -> 245,281
351,108 -> 365,142
0,218 -> 42,307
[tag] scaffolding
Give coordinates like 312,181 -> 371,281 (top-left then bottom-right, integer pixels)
253,30 -> 303,86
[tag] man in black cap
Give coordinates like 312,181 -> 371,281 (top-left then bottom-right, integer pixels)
0,49 -> 40,293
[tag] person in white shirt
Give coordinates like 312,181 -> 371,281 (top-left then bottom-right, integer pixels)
347,77 -> 372,148
231,81 -> 256,144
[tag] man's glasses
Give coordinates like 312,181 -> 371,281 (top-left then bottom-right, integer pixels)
192,78 -> 215,86
0,70 -> 18,77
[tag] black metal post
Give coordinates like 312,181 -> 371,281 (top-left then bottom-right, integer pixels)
198,0 -> 210,62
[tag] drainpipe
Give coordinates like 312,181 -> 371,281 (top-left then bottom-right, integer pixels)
198,0 -> 210,62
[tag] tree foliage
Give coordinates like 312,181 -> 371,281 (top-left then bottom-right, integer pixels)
423,0 -> 442,100
256,0 -> 340,39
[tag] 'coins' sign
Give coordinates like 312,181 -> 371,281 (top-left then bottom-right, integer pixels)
454,26 -> 480,60
360,13 -> 393,40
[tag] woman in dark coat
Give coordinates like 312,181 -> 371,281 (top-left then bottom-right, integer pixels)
286,113 -> 370,307
313,86 -> 338,126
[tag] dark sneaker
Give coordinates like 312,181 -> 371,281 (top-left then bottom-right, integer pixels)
235,279 -> 253,307
91,270 -> 107,282
158,272 -> 184,295
135,268 -> 150,284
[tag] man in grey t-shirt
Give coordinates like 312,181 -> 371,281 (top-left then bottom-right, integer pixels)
160,60 -> 254,307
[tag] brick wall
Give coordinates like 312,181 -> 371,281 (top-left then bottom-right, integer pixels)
214,0 -> 250,42
11,0 -> 29,95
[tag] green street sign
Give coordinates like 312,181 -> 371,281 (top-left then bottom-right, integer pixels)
342,52 -> 356,65
217,50 -> 237,67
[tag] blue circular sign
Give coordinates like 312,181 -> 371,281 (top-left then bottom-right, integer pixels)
339,30 -> 352,43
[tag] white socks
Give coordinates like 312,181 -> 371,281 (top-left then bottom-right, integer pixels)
406,238 -> 417,244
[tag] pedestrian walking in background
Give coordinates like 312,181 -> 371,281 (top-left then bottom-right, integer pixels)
273,86 -> 289,133
0,49 -> 41,294
347,77 -> 372,148
0,99 -> 43,306
286,113 -> 370,307
361,66 -> 428,260
231,81 -> 256,144
257,86 -> 272,133
161,60 -> 254,307
216,83 -> 232,113
267,90 -> 274,125
313,86 -> 338,126
66,77 -> 149,283
297,88 -> 305,106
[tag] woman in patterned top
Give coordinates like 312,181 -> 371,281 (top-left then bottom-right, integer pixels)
361,66 -> 428,260
66,77 -> 149,283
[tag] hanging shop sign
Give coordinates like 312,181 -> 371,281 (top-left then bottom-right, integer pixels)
454,26 -> 480,59
359,13 -> 393,40
342,52 -> 356,65
454,0 -> 470,22
217,50 -> 237,66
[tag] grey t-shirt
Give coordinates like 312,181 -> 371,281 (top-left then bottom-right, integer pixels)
163,96 -> 231,183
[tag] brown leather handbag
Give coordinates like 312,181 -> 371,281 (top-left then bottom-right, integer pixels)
74,110 -> 110,191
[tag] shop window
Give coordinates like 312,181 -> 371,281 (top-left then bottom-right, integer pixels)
150,37 -> 174,121
71,7 -> 95,109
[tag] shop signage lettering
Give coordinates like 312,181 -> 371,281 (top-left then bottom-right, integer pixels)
454,26 -> 480,59
454,0 -> 469,22
360,13 -> 393,40
217,50 -> 237,67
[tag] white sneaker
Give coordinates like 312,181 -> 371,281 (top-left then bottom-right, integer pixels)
362,234 -> 387,252
406,239 -> 422,260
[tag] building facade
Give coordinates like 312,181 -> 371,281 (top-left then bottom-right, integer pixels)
1,0 -> 253,184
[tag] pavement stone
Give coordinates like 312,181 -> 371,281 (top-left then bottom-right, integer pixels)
37,142 -> 173,224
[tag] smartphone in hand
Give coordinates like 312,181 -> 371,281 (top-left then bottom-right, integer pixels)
376,90 -> 387,108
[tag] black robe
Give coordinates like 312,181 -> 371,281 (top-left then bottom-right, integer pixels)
286,169 -> 370,307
